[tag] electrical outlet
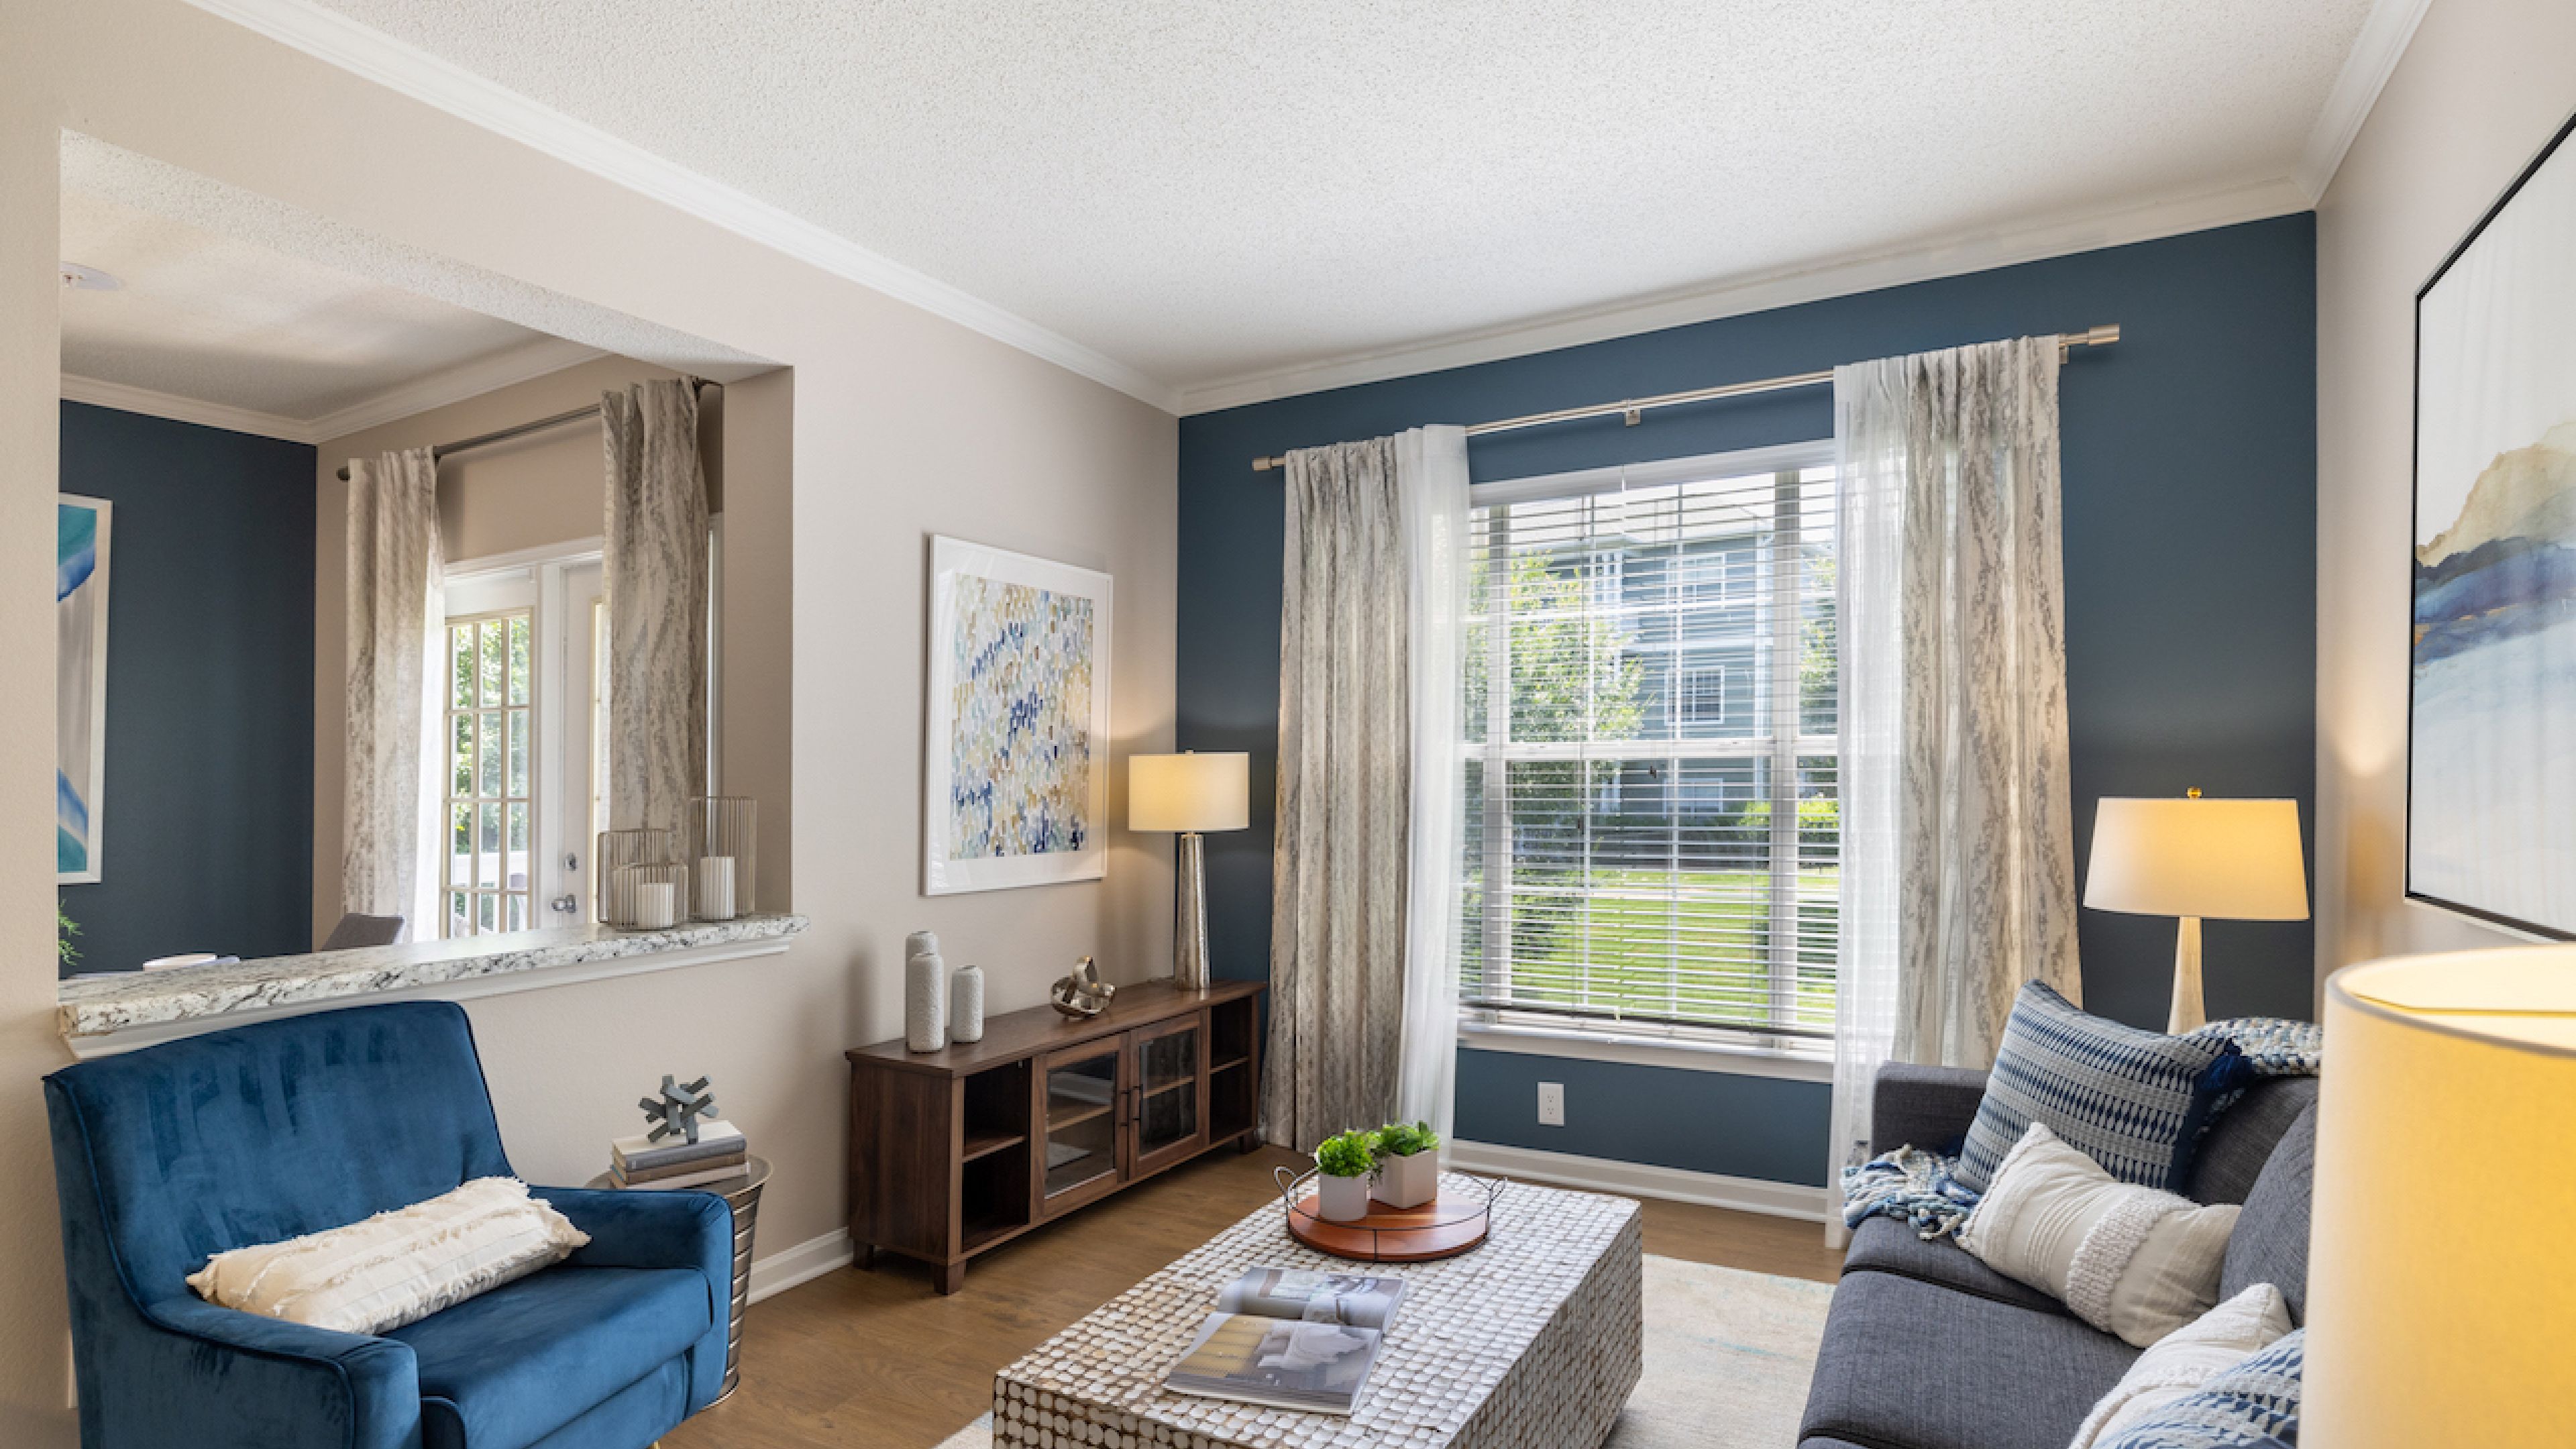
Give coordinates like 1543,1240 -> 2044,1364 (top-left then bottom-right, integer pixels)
1537,1081 -> 1566,1126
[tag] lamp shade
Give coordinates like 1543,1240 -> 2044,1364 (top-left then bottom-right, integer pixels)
1128,753 -> 1249,833
2083,796 -> 2307,921
2306,948 -> 2576,1446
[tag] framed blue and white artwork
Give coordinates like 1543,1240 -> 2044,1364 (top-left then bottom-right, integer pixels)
2409,107 -> 2576,940
922,535 -> 1112,895
58,494 -> 111,885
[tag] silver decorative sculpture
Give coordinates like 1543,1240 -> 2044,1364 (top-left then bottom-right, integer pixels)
1049,955 -> 1118,1018
640,1073 -> 720,1144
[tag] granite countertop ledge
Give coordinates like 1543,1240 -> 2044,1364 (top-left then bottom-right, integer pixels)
58,913 -> 810,1040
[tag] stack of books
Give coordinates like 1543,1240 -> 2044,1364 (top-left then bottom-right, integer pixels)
609,1120 -> 747,1190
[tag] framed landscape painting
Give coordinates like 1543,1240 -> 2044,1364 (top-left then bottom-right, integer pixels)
922,535 -> 1112,895
2409,109 -> 2576,939
58,494 -> 111,885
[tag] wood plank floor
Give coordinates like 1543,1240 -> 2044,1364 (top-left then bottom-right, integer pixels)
665,1146 -> 1843,1449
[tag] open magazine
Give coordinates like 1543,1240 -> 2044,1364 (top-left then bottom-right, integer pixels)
1163,1269 -> 1409,1415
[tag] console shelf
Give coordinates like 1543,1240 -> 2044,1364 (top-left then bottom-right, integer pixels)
847,978 -> 1267,1294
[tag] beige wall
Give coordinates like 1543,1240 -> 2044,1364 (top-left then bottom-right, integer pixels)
311,353 -> 790,940
2314,0 -> 2576,994
5,2 -> 1177,1438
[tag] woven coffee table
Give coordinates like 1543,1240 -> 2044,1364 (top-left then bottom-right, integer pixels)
991,1174 -> 1644,1449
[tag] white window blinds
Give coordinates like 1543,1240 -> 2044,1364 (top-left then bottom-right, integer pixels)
1459,448 -> 1839,1042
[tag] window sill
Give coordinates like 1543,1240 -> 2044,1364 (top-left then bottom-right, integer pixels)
1456,1016 -> 1833,1083
58,914 -> 808,1059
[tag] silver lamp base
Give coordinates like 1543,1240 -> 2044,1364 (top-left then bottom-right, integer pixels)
1175,830 -> 1211,991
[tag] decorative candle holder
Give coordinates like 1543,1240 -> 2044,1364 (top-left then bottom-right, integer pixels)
608,861 -> 692,931
687,797 -> 759,922
595,828 -> 678,925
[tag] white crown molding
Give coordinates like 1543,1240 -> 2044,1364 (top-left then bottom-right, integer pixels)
58,374 -> 317,443
2296,0 -> 2434,203
1446,1140 -> 1833,1224
182,0 -> 1183,414
1175,174 -> 2312,415
309,336 -> 606,442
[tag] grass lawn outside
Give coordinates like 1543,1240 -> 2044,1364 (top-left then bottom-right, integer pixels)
1466,867 -> 1837,1032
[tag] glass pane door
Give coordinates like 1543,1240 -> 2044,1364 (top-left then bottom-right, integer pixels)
1039,1046 -> 1122,1207
1132,1016 -> 1205,1174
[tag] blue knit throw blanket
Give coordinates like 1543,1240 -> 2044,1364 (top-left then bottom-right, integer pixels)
1841,1017 -> 2324,1240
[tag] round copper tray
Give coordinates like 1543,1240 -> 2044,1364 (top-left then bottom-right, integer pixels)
1275,1168 -> 1497,1263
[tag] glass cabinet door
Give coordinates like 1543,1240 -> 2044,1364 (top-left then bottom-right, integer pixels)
1130,1014 -> 1208,1176
1036,1044 -> 1125,1214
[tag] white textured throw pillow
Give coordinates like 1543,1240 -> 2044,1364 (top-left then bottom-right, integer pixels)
1958,1122 -> 2239,1347
187,1177 -> 588,1336
2068,1283 -> 2291,1448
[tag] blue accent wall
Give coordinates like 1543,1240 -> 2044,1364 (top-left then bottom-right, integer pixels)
1177,216 -> 2318,1181
58,402 -> 316,976
1456,1049 -> 1832,1186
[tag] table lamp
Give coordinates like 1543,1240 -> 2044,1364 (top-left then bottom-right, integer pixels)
1129,751 -> 1248,990
2083,790 -> 2307,1032
2306,947 -> 2576,1446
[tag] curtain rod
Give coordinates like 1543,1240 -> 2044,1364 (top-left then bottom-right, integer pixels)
334,376 -> 715,482
1248,325 -> 2119,472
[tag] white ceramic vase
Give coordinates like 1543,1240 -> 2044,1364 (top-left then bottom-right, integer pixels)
905,947 -> 949,1053
1316,1171 -> 1374,1223
1377,1148 -> 1440,1209
949,963 -> 985,1044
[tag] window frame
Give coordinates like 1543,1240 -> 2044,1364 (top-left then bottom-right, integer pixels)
440,606 -> 537,939
1458,439 -> 1838,1053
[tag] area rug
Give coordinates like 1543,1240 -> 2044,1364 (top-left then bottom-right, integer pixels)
931,1254 -> 1833,1448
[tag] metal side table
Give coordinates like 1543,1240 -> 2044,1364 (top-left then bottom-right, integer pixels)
587,1155 -> 769,1405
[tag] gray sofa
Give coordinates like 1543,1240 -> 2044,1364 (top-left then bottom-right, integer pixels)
1798,1063 -> 2319,1449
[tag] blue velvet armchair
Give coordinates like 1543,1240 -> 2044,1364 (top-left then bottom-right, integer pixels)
44,1000 -> 734,1449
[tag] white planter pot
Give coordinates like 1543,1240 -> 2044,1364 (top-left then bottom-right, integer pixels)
1377,1149 -> 1440,1209
1316,1172 -> 1374,1222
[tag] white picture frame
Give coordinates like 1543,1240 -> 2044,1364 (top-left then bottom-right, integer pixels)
58,493 -> 112,885
923,535 -> 1113,896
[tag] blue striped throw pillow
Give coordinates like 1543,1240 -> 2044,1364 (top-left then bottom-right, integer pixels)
1956,981 -> 2251,1194
2098,1329 -> 2304,1449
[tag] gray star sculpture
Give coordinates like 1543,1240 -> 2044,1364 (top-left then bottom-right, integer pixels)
639,1074 -> 720,1144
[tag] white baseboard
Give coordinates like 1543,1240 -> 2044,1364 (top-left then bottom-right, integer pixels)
747,1227 -> 854,1304
1447,1140 -> 1832,1224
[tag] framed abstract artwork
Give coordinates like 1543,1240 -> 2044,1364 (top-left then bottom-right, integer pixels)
923,535 -> 1112,895
2409,108 -> 2576,939
58,494 -> 111,885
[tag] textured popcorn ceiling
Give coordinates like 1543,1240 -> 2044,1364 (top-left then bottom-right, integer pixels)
311,0 -> 2375,396
60,135 -> 767,422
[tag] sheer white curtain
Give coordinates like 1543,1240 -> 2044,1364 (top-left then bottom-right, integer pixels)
341,447 -> 443,937
602,380 -> 710,832
1396,425 -> 1470,1137
1827,336 -> 2083,1246
1267,425 -> 1468,1150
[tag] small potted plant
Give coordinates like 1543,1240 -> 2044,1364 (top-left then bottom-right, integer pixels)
1373,1120 -> 1442,1209
1311,1129 -> 1379,1222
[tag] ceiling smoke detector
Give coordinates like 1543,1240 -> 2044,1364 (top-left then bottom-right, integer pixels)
59,262 -> 121,292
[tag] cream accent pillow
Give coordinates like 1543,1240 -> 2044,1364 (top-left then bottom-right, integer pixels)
187,1177 -> 588,1336
1958,1122 -> 2239,1348
2068,1283 -> 2291,1448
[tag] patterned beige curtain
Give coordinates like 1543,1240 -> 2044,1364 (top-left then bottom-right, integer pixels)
342,447 -> 443,929
1266,436 -> 1411,1152
602,380 -> 710,833
1828,335 -> 2082,1239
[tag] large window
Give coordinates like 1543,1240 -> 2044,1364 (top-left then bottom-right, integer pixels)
1459,446 -> 1838,1042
